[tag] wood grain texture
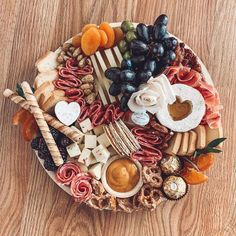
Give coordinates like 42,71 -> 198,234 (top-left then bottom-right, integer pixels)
0,0 -> 236,235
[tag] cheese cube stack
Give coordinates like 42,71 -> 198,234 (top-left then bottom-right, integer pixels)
92,144 -> 110,163
66,143 -> 81,158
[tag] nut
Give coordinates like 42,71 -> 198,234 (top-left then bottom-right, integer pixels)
85,93 -> 96,104
62,43 -> 72,51
86,58 -> 92,66
66,51 -> 73,57
83,89 -> 92,95
57,55 -> 64,64
73,47 -> 82,58
78,57 -> 87,67
80,83 -> 93,90
69,46 -> 75,53
81,75 -> 94,83
77,54 -> 84,62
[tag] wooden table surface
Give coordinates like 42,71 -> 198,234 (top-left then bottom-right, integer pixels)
1,0 -> 236,235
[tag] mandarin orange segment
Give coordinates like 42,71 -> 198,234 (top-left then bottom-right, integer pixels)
99,22 -> 115,48
194,153 -> 215,171
72,35 -> 82,47
12,108 -> 31,126
82,24 -> 97,33
81,27 -> 101,56
22,115 -> 39,142
180,167 -> 208,185
114,27 -> 124,44
98,29 -> 108,47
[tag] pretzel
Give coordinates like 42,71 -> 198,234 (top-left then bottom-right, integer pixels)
3,89 -> 84,143
21,81 -> 63,166
142,166 -> 163,188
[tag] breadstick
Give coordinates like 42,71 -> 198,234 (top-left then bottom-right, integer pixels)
3,89 -> 84,143
21,81 -> 64,166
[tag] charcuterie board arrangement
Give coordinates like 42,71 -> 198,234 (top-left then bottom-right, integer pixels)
3,15 -> 226,213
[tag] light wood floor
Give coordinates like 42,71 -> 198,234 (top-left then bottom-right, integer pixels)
0,0 -> 235,235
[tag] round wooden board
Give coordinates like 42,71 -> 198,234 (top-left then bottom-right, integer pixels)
35,22 -> 215,206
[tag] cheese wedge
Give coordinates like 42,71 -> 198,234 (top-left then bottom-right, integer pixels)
42,94 -> 66,112
34,81 -> 55,101
178,132 -> 189,156
164,133 -> 182,155
34,70 -> 58,89
194,125 -> 206,149
88,163 -> 103,180
205,124 -> 223,148
186,130 -> 197,156
35,51 -> 58,73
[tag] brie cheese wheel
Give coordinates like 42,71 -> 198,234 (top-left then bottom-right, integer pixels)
156,84 -> 206,132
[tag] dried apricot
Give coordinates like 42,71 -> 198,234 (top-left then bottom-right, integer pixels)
194,153 -> 215,171
82,24 -> 97,33
72,35 -> 82,47
114,27 -> 124,44
180,167 -> 208,185
98,30 -> 108,47
22,115 -> 38,141
99,22 -> 115,48
12,108 -> 31,126
81,27 -> 101,56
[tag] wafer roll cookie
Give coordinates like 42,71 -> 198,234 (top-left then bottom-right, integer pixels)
21,82 -> 63,166
3,89 -> 84,143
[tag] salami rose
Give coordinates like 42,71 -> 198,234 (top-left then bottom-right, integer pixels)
70,173 -> 92,203
56,162 -> 81,186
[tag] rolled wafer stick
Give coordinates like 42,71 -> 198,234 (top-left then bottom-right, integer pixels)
3,89 -> 84,143
21,81 -> 64,166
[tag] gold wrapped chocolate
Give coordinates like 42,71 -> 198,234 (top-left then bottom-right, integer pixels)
160,155 -> 182,175
163,176 -> 187,200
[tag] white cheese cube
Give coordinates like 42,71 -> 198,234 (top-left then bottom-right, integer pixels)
97,133 -> 110,148
93,125 -> 104,136
66,143 -> 81,158
84,135 -> 97,149
79,118 -> 93,133
70,126 -> 84,143
78,148 -> 97,166
88,163 -> 103,180
92,144 -> 110,163
77,162 -> 88,172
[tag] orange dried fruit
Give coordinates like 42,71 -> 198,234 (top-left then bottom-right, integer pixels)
12,108 -> 31,126
99,22 -> 115,48
114,27 -> 124,44
98,29 -> 108,47
72,35 -> 82,47
22,115 -> 38,142
81,27 -> 101,56
180,167 -> 208,185
82,24 -> 97,33
194,153 -> 215,171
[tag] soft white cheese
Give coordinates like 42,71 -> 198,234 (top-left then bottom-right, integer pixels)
66,143 -> 81,158
92,144 -> 110,163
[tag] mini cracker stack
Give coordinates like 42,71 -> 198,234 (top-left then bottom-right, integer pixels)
21,81 -> 64,166
3,89 -> 84,143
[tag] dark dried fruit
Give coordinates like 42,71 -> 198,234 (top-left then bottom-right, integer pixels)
143,60 -> 157,74
60,136 -> 72,147
44,159 -> 58,171
121,83 -> 137,94
120,70 -> 136,82
151,43 -> 164,57
120,95 -> 130,111
136,23 -> 150,43
121,59 -> 133,70
131,55 -> 146,65
109,82 -> 121,96
105,67 -> 121,82
153,24 -> 167,42
136,70 -> 152,83
130,40 -> 149,56
154,14 -> 168,26
49,126 -> 60,141
163,37 -> 178,50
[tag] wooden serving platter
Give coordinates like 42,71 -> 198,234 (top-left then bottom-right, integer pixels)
35,22 -> 215,199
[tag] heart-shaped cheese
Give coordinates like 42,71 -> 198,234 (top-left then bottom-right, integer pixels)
55,101 -> 80,126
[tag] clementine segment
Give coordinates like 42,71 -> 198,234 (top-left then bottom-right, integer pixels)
180,167 -> 208,185
22,115 -> 38,141
12,108 -> 31,125
194,153 -> 215,171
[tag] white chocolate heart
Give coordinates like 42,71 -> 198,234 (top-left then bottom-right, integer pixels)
55,101 -> 81,126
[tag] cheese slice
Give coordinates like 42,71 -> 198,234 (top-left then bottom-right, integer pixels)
88,163 -> 103,180
187,130 -> 197,156
34,81 -> 55,101
194,125 -> 206,149
205,124 -> 223,148
164,133 -> 182,155
177,132 -> 189,156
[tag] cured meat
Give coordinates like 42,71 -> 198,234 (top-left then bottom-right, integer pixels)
56,162 -> 81,186
164,66 -> 222,128
65,88 -> 84,102
70,173 -> 92,203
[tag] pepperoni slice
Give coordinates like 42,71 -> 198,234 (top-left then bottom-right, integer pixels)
70,173 -> 92,202
78,105 -> 90,122
91,110 -> 106,127
89,100 -> 102,117
56,162 -> 81,186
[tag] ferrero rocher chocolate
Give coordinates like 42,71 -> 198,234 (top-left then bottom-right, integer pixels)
160,156 -> 182,175
163,176 -> 187,200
